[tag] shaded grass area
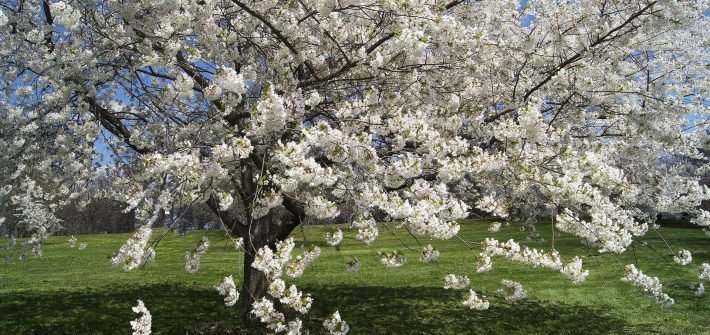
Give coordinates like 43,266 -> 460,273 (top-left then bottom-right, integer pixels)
1,220 -> 709,334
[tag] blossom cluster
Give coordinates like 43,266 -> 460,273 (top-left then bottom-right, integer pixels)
252,191 -> 284,219
346,257 -> 361,273
250,297 -> 303,334
700,263 -> 710,281
251,298 -> 288,333
49,1 -> 81,30
476,196 -> 508,219
352,213 -> 378,245
213,67 -> 246,97
250,238 -> 324,333
555,207 -> 646,254
488,222 -> 502,233
111,226 -> 153,272
444,274 -> 470,290
234,237 -> 244,251
400,181 -> 467,240
378,250 -> 407,268
185,236 -> 210,273
305,196 -> 341,220
419,245 -> 440,263
323,311 -> 349,335
621,264 -> 674,306
252,238 -> 295,280
130,300 -> 152,335
325,229 -> 344,246
286,246 -> 321,278
696,262 -> 710,295
477,238 -> 589,283
692,283 -> 705,296
673,249 -> 692,266
0,8 -> 7,27
498,279 -> 527,303
462,290 -> 490,310
269,279 -> 313,314
214,276 -> 238,307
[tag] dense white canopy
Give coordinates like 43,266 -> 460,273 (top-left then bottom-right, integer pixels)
0,0 -> 708,332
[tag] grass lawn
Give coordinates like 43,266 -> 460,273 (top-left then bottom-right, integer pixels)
1,220 -> 708,334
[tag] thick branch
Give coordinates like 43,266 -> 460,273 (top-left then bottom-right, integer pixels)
41,0 -> 55,53
522,1 -> 658,101
299,0 -> 467,88
232,0 -> 320,80
85,96 -> 150,155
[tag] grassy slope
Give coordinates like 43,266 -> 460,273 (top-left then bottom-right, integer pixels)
0,221 -> 708,335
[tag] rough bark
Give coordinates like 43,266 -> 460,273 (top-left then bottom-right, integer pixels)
238,211 -> 298,318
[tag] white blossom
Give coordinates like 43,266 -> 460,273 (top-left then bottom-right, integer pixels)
325,229 -> 344,247
462,289 -> 490,310
50,1 -> 81,30
217,192 -> 233,211
378,250 -> 407,268
352,213 -> 379,245
269,280 -> 313,314
673,249 -> 692,266
479,238 -> 588,283
286,319 -> 303,335
498,279 -> 527,303
443,274 -> 470,290
202,84 -> 222,101
692,283 -> 704,296
346,257 -> 361,273
419,245 -> 440,263
476,255 -> 493,273
561,256 -> 590,284
0,9 -> 8,27
174,73 -> 194,96
476,196 -> 508,219
234,237 -> 244,251
215,276 -> 239,307
213,67 -> 246,95
286,246 -> 320,278
130,300 -> 152,335
185,236 -> 209,273
304,196 -> 340,220
251,298 -> 286,333
253,238 -> 295,280
112,226 -> 153,272
699,263 -> 710,281
691,210 -> 710,228
304,91 -> 323,107
622,264 -> 674,306
323,311 -> 349,335
252,191 -> 283,219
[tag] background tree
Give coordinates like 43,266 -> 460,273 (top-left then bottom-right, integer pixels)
0,0 -> 708,330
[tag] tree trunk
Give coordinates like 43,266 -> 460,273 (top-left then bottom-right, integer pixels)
238,211 -> 297,318
239,244 -> 271,317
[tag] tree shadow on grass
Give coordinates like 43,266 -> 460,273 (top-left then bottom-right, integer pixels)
1,284 -> 632,335
0,284 -> 242,335
301,285 -> 631,335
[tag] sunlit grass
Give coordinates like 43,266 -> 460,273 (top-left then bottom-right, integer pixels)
1,220 -> 708,334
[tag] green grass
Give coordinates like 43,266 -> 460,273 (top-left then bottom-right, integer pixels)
1,221 -> 708,334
